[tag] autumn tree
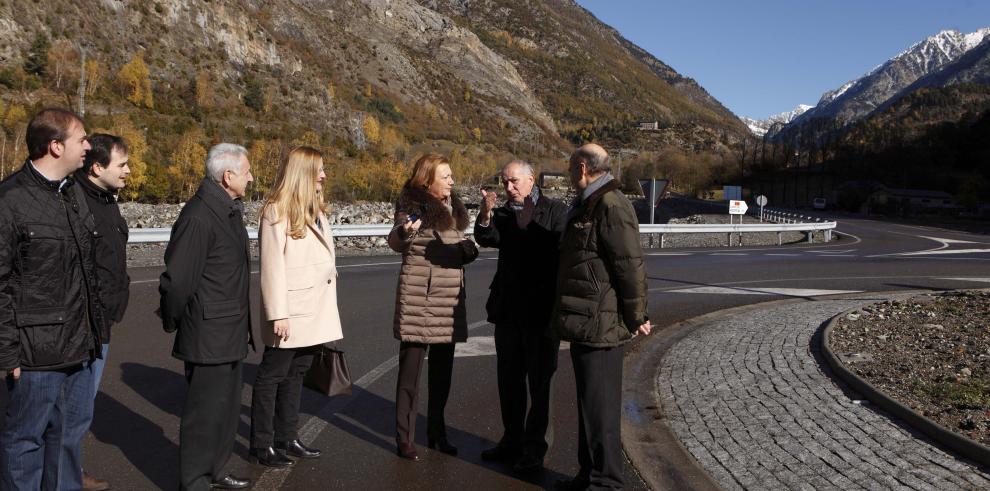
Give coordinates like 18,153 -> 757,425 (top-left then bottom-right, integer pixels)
362,115 -> 381,145
84,59 -> 103,96
47,39 -> 80,91
291,131 -> 321,149
194,70 -> 215,109
117,52 -> 154,108
168,127 -> 207,200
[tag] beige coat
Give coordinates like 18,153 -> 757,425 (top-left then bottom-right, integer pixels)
388,185 -> 478,344
259,206 -> 343,349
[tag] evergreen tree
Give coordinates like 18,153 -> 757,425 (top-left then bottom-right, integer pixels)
24,32 -> 50,77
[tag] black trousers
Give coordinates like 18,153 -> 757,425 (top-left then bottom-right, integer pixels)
494,323 -> 559,458
395,342 -> 454,444
250,346 -> 314,448
570,343 -> 624,490
180,361 -> 242,491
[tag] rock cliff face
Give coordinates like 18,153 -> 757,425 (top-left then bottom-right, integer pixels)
0,0 -> 743,155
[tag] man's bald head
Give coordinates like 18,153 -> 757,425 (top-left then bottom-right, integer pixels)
570,143 -> 610,175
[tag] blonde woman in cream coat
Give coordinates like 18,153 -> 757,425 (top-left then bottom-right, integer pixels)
249,146 -> 343,468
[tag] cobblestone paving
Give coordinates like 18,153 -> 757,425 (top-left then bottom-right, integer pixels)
657,297 -> 990,490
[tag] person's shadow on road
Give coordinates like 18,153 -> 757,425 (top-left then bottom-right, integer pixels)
314,385 -> 571,488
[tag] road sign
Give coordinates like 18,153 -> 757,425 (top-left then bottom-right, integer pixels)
755,195 -> 767,206
729,200 -> 748,215
723,185 -> 742,201
639,178 -> 670,224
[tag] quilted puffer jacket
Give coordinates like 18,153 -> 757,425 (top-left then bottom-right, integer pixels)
387,185 -> 478,344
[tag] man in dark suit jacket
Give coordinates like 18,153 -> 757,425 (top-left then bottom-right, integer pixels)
159,143 -> 255,491
474,161 -> 568,472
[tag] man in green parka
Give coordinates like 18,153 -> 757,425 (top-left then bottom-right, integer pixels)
552,143 -> 651,490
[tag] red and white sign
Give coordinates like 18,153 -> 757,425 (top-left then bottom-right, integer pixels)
729,200 -> 748,215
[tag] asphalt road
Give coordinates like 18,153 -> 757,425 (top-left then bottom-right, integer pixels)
4,216 -> 990,490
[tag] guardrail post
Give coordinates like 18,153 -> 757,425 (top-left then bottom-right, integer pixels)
777,232 -> 782,246
806,231 -> 813,244
660,233 -> 665,249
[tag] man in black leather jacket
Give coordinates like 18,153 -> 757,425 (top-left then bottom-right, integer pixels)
73,133 -> 131,491
0,108 -> 104,491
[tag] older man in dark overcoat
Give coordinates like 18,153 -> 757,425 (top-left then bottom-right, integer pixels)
159,143 -> 255,491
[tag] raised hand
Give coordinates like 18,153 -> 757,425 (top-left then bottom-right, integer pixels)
479,188 -> 497,225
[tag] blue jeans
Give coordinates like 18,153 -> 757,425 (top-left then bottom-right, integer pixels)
90,344 -> 109,399
0,364 -> 94,491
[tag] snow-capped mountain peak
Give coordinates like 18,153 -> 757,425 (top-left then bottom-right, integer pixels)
742,104 -> 813,136
784,26 -> 990,132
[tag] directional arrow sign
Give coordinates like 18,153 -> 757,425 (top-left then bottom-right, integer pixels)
729,200 -> 748,215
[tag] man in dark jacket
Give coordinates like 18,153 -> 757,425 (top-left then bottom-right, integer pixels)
159,143 -> 254,491
474,160 -> 568,472
0,108 -> 104,491
552,143 -> 651,491
73,133 -> 131,491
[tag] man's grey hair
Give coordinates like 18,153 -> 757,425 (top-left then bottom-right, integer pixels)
571,147 -> 611,174
503,159 -> 534,177
206,143 -> 249,182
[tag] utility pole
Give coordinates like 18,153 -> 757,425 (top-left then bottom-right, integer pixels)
76,45 -> 87,117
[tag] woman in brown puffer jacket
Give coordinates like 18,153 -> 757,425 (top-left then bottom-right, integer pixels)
388,154 -> 479,461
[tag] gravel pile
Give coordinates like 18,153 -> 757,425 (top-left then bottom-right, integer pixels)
829,290 -> 990,446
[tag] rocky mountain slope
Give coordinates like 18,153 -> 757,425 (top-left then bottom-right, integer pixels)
416,0 -> 749,143
0,0 -> 745,161
787,28 -> 990,130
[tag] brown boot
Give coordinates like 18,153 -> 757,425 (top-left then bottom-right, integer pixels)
82,470 -> 110,491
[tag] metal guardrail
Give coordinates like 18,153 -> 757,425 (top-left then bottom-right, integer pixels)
127,224 -> 396,243
129,215 -> 837,247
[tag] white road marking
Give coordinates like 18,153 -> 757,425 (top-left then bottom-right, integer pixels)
648,253 -> 693,256
452,336 -> 570,358
764,253 -> 799,256
669,287 -> 861,296
919,235 -> 981,244
937,277 -> 990,283
710,253 -> 748,256
896,248 -> 990,256
807,249 -> 856,254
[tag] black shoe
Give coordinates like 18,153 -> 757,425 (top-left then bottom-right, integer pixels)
248,447 -> 295,468
553,477 -> 588,491
480,444 -> 520,462
427,437 -> 458,456
512,453 -> 544,473
210,475 -> 251,489
276,439 -> 322,459
396,442 -> 420,461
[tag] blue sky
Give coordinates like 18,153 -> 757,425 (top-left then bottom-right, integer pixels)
576,0 -> 990,119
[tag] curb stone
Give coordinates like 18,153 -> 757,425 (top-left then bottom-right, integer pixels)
622,299 -> 822,491
821,300 -> 990,469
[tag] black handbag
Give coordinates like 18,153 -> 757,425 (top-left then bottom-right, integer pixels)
303,343 -> 352,396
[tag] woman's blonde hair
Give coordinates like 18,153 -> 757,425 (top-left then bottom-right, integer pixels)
261,146 -> 329,239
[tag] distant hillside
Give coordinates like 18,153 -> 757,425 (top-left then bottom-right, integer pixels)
417,0 -> 749,148
0,0 -> 747,202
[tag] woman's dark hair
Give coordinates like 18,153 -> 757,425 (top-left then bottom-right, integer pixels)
82,134 -> 128,173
